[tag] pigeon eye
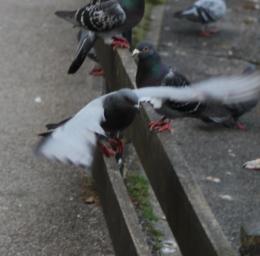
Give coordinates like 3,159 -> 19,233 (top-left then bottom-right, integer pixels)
143,47 -> 149,52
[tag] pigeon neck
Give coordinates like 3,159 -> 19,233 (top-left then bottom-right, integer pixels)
121,0 -> 144,10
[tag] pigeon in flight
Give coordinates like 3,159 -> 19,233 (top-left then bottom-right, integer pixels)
173,0 -> 226,37
36,74 -> 260,169
133,43 -> 259,131
133,42 -> 192,131
55,0 -> 145,68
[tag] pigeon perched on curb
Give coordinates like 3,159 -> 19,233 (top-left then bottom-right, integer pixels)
55,0 -> 145,61
173,0 -> 226,36
133,43 -> 259,131
133,42 -> 192,131
36,75 -> 260,169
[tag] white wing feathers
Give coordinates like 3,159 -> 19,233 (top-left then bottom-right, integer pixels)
135,74 -> 260,106
37,97 -> 106,168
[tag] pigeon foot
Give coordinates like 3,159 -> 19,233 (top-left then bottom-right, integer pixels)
89,67 -> 104,77
99,138 -> 124,158
235,122 -> 247,131
199,27 -> 219,37
148,119 -> 173,133
111,37 -> 130,49
243,158 -> 260,170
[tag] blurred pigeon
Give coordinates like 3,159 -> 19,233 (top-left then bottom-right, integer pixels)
173,0 -> 226,36
133,42 -> 193,131
133,43 -> 259,131
55,0 -> 145,58
243,158 -> 260,170
36,75 -> 260,168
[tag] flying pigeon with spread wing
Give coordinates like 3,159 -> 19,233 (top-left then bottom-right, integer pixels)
36,74 -> 260,169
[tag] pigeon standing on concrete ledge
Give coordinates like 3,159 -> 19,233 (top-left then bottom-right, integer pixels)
133,42 -> 192,132
55,0 -> 145,73
36,75 -> 260,169
133,43 -> 259,131
173,0 -> 226,37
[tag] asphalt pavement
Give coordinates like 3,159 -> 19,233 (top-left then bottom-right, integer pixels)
158,0 -> 260,251
0,0 -> 114,255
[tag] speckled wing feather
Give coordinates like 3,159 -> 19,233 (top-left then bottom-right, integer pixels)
55,0 -> 126,32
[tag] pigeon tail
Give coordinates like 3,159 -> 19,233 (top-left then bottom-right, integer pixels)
55,10 -> 77,25
68,31 -> 97,74
173,10 -> 185,18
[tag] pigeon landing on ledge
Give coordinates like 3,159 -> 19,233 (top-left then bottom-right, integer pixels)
36,74 -> 260,171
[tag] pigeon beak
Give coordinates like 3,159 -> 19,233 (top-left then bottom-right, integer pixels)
134,102 -> 140,109
132,49 -> 140,62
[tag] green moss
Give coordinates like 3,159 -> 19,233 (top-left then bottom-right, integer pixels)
132,0 -> 165,46
126,174 -> 163,253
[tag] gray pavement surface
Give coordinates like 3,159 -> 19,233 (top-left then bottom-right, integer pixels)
158,0 -> 260,251
0,0 -> 114,255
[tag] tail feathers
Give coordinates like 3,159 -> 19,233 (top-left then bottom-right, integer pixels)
68,31 -> 96,74
55,10 -> 77,25
173,10 -> 185,18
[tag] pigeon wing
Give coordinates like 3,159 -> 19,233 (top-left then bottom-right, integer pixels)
36,96 -> 106,168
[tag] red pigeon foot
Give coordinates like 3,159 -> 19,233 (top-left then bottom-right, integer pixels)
148,119 -> 173,133
235,122 -> 247,131
89,67 -> 104,77
111,37 -> 130,49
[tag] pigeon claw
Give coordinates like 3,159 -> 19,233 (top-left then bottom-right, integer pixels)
99,138 -> 124,158
89,67 -> 104,77
199,27 -> 219,37
148,119 -> 173,133
99,143 -> 117,157
235,122 -> 247,131
111,37 -> 130,49
243,158 -> 260,170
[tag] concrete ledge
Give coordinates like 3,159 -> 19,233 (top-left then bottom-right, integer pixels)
92,150 -> 151,256
95,40 -> 236,256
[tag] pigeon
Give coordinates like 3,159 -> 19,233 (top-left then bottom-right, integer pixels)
243,158 -> 260,170
133,43 -> 259,131
36,74 -> 260,169
173,0 -> 226,37
133,42 -> 200,131
55,0 -> 145,69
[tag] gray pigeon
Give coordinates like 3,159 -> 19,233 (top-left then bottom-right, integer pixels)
173,0 -> 226,36
55,0 -> 145,72
133,43 -> 259,131
36,74 -> 260,169
133,42 -> 193,131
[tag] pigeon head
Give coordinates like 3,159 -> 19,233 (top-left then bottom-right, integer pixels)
114,88 -> 140,109
132,42 -> 159,62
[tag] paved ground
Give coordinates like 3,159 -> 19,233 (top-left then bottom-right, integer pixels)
0,0 -> 114,255
157,0 -> 260,251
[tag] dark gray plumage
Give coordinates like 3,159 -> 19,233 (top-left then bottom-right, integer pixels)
133,42 -> 259,129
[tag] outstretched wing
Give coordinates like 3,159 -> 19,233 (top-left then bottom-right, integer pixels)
36,96 -> 106,168
68,30 -> 96,74
55,0 -> 126,32
135,74 -> 260,107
